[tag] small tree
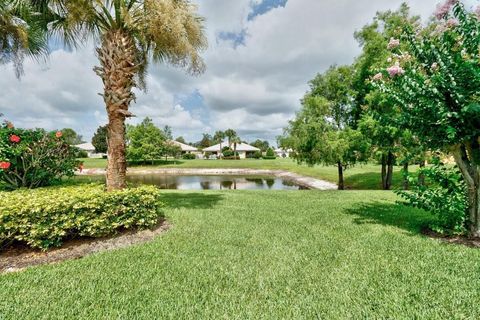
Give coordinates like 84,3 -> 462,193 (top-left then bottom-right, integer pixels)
92,125 -> 108,154
60,128 -> 83,145
376,1 -> 480,235
126,118 -> 165,164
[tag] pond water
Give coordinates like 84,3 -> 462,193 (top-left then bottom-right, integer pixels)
81,174 -> 309,190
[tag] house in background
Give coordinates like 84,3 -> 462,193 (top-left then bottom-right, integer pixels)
75,142 -> 105,158
275,148 -> 292,158
170,140 -> 201,156
203,141 -> 260,159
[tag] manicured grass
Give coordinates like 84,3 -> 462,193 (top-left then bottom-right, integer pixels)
1,190 -> 480,319
79,158 -> 415,190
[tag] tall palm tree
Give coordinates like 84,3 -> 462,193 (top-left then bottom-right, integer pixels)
224,129 -> 237,148
213,130 -> 225,158
231,136 -> 241,160
48,0 -> 207,190
0,0 -> 49,77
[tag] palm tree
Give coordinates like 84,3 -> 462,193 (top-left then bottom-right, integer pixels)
213,130 -> 225,158
231,136 -> 241,160
224,129 -> 237,148
0,0 -> 49,77
48,0 -> 207,190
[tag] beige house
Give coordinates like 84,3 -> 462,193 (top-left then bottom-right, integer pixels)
203,141 -> 260,159
74,143 -> 105,158
170,140 -> 201,156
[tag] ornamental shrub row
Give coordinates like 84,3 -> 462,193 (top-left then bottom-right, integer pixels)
0,184 -> 164,250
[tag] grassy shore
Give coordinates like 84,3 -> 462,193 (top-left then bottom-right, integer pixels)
79,158 -> 415,190
1,190 -> 479,319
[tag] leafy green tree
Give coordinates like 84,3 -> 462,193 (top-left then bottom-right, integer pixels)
197,133 -> 212,149
283,96 -> 368,190
163,125 -> 173,140
92,125 -> 108,154
231,136 -> 241,160
60,128 -> 83,145
175,136 -> 186,144
44,0 -> 207,190
376,1 -> 480,235
250,139 -> 270,152
353,4 -> 423,189
126,118 -> 165,164
161,141 -> 182,162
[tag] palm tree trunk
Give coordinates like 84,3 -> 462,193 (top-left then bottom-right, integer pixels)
95,30 -> 138,191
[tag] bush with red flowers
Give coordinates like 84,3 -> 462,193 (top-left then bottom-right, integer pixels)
0,118 -> 79,189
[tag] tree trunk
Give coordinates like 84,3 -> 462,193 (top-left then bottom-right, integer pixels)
381,154 -> 387,190
337,162 -> 345,190
418,159 -> 426,186
403,162 -> 409,190
385,151 -> 394,190
95,30 -> 139,191
452,144 -> 480,237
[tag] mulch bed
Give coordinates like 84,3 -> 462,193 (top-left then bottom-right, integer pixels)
0,220 -> 171,273
422,227 -> 480,248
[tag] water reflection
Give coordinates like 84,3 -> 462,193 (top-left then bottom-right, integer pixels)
96,175 -> 310,190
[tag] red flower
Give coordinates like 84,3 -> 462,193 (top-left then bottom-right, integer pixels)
55,131 -> 63,138
0,162 -> 11,170
9,135 -> 20,143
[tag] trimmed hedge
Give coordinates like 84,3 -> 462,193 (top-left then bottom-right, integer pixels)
0,184 -> 164,250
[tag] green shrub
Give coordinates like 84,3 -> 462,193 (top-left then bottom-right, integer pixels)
263,148 -> 276,160
0,184 -> 164,250
76,149 -> 89,158
0,119 -> 79,190
396,159 -> 467,235
252,151 -> 262,159
182,153 -> 196,160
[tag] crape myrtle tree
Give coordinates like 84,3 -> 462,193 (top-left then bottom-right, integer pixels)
45,0 -> 207,190
375,0 -> 480,235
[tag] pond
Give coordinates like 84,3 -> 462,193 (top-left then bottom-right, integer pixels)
80,174 -> 310,190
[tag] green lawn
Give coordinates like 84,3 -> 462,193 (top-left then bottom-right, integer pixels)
2,190 -> 480,319
80,158 -> 414,190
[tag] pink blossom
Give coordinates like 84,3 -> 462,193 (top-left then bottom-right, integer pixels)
55,131 -> 63,138
446,18 -> 459,27
387,65 -> 405,77
387,38 -> 400,50
373,73 -> 383,81
434,0 -> 457,20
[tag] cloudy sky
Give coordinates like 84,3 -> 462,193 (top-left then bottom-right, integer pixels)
1,0 -> 477,145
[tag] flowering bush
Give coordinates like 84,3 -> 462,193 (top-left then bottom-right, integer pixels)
0,119 -> 79,189
0,184 -> 164,250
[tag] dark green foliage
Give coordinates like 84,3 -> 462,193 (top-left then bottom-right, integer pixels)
263,147 -> 276,159
0,121 -> 79,190
92,125 -> 108,153
397,159 -> 467,235
75,149 -> 89,158
0,184 -> 164,250
182,153 -> 196,160
60,128 -> 83,145
250,139 -> 269,152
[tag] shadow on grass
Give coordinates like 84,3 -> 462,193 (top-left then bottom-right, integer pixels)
344,202 -> 435,235
160,192 -> 224,209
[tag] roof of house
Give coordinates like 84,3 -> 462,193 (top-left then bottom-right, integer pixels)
75,142 -> 96,151
170,140 -> 199,152
203,141 -> 260,152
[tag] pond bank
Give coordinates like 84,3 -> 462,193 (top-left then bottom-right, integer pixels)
78,168 -> 338,190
